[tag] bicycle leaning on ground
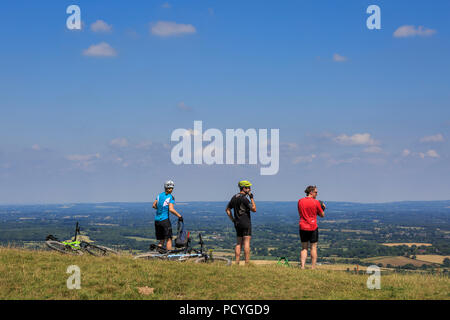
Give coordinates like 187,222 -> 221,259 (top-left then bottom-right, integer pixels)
45,222 -> 118,256
134,225 -> 231,266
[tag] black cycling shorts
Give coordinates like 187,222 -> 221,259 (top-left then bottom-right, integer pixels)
155,219 -> 172,240
235,224 -> 252,237
299,228 -> 319,243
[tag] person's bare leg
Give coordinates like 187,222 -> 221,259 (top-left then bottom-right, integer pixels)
243,236 -> 251,264
166,238 -> 172,251
300,242 -> 309,269
158,240 -> 165,248
310,242 -> 318,269
235,237 -> 243,265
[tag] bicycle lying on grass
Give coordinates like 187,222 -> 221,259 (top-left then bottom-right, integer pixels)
45,222 -> 118,256
134,229 -> 231,266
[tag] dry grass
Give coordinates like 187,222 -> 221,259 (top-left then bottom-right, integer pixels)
0,247 -> 449,300
381,243 -> 432,247
317,264 -> 368,271
124,236 -> 153,242
364,256 -> 433,267
415,255 -> 450,264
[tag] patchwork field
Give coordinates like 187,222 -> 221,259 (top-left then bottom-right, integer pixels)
381,243 -> 432,247
239,261 -> 371,271
363,256 -> 434,267
415,255 -> 450,264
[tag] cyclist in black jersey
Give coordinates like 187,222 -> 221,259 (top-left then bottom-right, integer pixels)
226,180 -> 256,265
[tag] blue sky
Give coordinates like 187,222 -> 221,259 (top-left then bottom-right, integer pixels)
1,0 -> 449,204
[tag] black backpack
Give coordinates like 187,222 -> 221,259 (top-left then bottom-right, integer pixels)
175,221 -> 190,248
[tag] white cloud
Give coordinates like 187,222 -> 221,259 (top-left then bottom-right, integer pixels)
426,150 -> 440,158
110,138 -> 129,148
136,140 -> 153,150
420,134 -> 444,143
90,20 -> 113,33
327,157 -> 360,166
66,153 -> 101,162
363,146 -> 383,154
113,156 -> 130,168
65,153 -> 101,170
402,149 -> 411,157
333,53 -> 348,62
281,142 -> 299,152
82,42 -> 117,57
427,150 -> 439,158
402,149 -> 439,159
151,21 -> 196,37
334,133 -> 378,146
393,25 -> 436,38
293,154 -> 316,164
419,150 -> 440,159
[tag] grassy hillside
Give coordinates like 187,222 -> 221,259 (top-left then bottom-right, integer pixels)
362,256 -> 434,267
0,247 -> 449,300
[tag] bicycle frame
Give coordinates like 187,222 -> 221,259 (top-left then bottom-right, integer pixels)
46,222 -> 118,256
167,252 -> 203,261
60,222 -> 82,250
149,233 -> 206,261
62,240 -> 82,249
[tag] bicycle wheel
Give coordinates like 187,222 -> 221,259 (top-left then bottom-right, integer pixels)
134,252 -> 164,260
195,256 -> 231,266
178,255 -> 198,262
84,243 -> 118,256
45,240 -> 83,255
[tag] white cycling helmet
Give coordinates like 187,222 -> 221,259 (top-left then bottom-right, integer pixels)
164,180 -> 175,189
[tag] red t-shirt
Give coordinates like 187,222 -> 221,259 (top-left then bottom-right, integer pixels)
298,197 -> 323,231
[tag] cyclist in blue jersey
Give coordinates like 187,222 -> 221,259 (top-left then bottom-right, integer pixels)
152,180 -> 183,250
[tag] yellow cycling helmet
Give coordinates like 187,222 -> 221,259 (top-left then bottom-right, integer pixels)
238,180 -> 252,188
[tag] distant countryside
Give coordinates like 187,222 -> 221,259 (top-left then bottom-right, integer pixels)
1,201 -> 449,274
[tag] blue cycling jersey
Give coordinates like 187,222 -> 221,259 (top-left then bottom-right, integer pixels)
155,192 -> 175,221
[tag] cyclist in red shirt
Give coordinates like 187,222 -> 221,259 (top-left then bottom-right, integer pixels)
298,185 -> 325,269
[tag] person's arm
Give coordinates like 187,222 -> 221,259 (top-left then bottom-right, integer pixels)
317,202 -> 325,218
226,207 -> 235,223
226,200 -> 235,223
168,203 -> 182,219
248,193 -> 256,212
152,200 -> 158,209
